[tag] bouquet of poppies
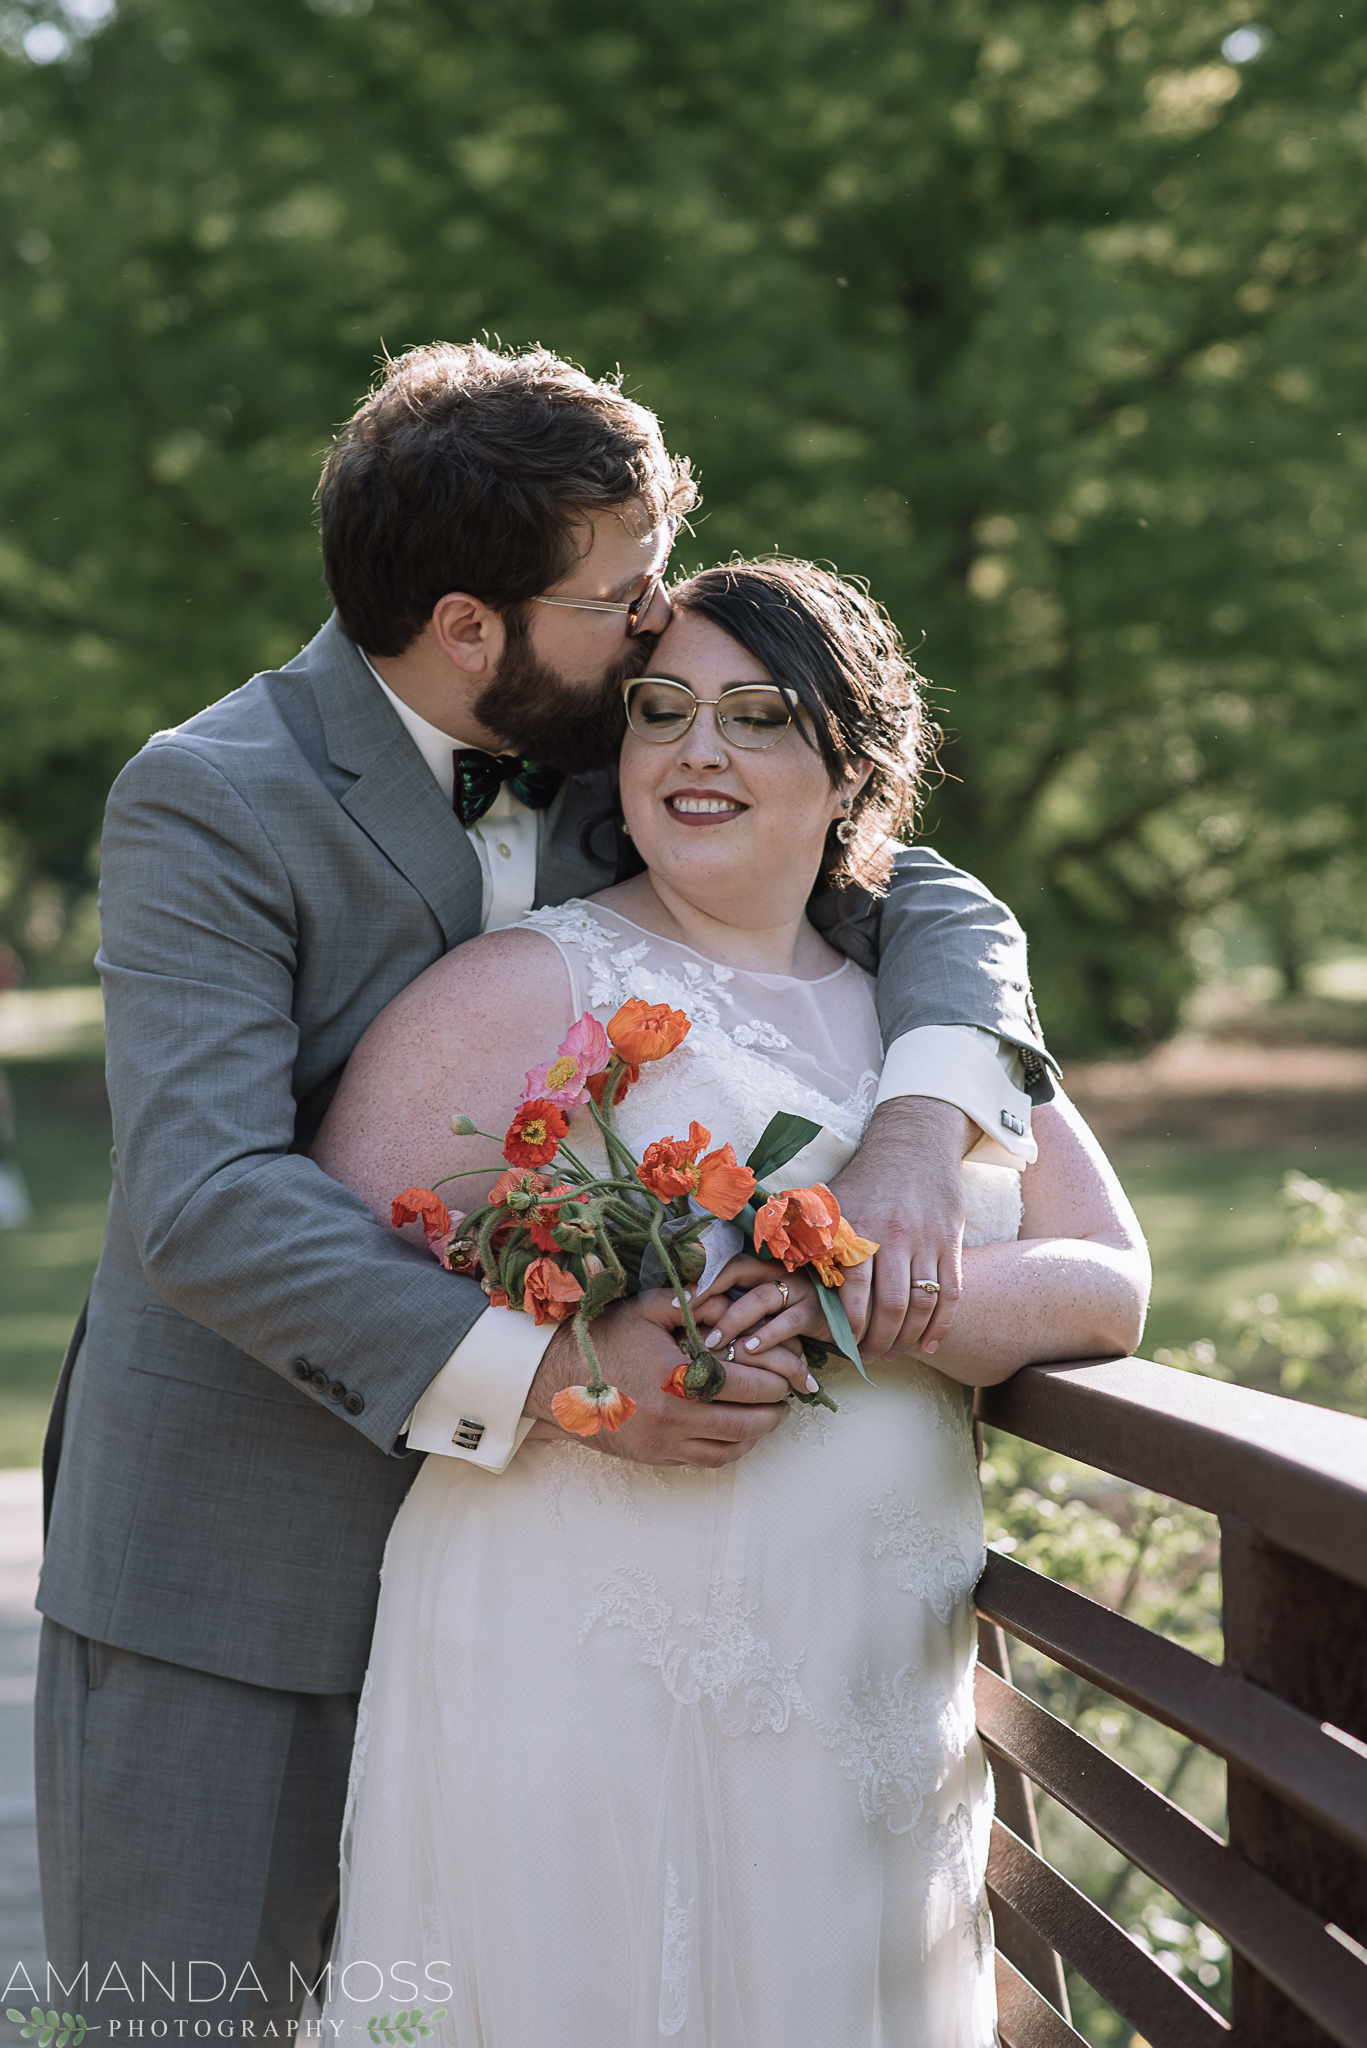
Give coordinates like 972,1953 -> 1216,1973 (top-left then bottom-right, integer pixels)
390,999 -> 877,1438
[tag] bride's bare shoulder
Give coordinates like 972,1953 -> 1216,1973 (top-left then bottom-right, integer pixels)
365,923 -> 568,1049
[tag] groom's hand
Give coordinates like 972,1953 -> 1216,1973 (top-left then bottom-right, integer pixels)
827,1097 -> 974,1361
524,1293 -> 793,1465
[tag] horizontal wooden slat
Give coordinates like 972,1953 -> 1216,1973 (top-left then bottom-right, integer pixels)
995,1951 -> 1088,2048
987,1821 -> 1229,2047
977,1665 -> 1367,2046
976,1550 -> 1367,1859
977,1357 -> 1367,1591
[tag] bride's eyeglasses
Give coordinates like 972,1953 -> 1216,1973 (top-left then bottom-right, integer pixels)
622,677 -> 800,750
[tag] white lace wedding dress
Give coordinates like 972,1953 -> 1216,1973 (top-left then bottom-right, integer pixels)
325,903 -> 1020,2047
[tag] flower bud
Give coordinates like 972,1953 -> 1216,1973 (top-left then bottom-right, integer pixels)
449,1111 -> 478,1136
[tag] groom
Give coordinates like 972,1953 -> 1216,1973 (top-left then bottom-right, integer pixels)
35,340 -> 1054,2028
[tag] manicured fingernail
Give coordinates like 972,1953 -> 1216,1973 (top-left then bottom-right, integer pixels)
705,1328 -> 722,1348
923,1340 -> 938,1355
744,1337 -> 759,1352
805,1374 -> 819,1392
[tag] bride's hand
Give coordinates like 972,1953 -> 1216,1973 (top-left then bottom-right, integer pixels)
684,1257 -> 825,1396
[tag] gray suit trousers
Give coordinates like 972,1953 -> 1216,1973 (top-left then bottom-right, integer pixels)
35,1620 -> 356,2027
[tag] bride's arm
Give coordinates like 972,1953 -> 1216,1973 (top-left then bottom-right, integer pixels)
691,1092 -> 1150,1388
314,928 -> 575,1234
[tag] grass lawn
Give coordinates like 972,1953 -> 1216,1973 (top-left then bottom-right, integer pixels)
3,1048 -> 1366,1464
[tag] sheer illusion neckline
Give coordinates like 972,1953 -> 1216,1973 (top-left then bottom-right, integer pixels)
587,902 -> 859,989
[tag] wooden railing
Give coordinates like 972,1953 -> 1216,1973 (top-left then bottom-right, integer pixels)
973,1356 -> 1367,2048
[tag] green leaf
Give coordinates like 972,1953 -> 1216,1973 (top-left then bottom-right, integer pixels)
814,1277 -> 872,1379
744,1114 -> 822,1184
428,2012 -> 449,2026
6,2014 -> 29,2026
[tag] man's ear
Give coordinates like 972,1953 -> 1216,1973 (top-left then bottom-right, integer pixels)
430,592 -> 507,677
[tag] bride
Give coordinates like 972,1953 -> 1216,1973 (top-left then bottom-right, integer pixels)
313,559 -> 1149,2045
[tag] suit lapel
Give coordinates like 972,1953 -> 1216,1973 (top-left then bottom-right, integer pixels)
307,617 -> 485,948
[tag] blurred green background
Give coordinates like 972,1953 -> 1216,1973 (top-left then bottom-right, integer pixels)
2,1 -> 1366,2036
1,0 -> 1366,1045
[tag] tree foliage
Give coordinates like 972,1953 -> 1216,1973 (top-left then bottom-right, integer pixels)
1,0 -> 1365,1042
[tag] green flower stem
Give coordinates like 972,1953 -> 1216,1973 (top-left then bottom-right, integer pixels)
647,1209 -> 709,1365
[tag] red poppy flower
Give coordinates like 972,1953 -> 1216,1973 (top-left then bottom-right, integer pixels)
503,1099 -> 569,1169
525,1184 -> 582,1253
660,1360 -> 697,1400
551,1382 -> 637,1435
606,998 -> 691,1066
752,1184 -> 841,1272
522,1255 -> 585,1326
391,1187 -> 456,1263
586,1064 -> 635,1109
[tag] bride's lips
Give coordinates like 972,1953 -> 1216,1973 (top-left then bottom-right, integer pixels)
663,786 -> 750,827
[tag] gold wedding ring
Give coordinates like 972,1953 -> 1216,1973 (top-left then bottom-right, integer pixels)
776,1281 -> 790,1308
911,1279 -> 941,1295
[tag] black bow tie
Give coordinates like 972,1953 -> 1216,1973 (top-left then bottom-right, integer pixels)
452,750 -> 565,829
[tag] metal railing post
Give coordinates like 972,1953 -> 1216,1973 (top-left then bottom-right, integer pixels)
1222,1514 -> 1367,2047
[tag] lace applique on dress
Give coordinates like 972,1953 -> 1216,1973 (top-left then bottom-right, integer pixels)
868,1489 -> 985,1624
541,1437 -> 670,1528
522,901 -> 623,956
579,1567 -> 809,1737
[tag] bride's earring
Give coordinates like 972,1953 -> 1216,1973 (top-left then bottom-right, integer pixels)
835,796 -> 857,845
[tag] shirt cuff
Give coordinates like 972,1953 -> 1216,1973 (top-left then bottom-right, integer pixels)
874,1024 -> 1037,1169
404,1305 -> 558,1473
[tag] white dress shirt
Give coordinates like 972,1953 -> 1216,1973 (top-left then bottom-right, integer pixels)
364,660 -> 1036,1474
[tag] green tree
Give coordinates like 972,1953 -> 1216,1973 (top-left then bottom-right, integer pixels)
1,0 -> 1365,1041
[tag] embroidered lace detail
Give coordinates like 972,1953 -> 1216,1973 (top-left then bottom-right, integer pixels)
659,1862 -> 691,2036
580,1568 -> 808,1736
814,1661 -> 944,1833
541,1438 -> 669,1528
581,1568 -> 961,1838
522,901 -> 622,955
868,1489 -> 984,1624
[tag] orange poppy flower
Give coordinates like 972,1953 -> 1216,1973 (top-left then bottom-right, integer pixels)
551,1382 -> 638,1435
636,1125 -> 757,1220
522,1255 -> 585,1326
752,1184 -> 841,1272
485,1284 -> 511,1309
606,998 -> 691,1066
695,1143 -> 757,1220
489,1167 -> 553,1208
810,1214 -> 881,1288
503,1098 -> 569,1169
660,1360 -> 696,1400
637,1122 -> 712,1200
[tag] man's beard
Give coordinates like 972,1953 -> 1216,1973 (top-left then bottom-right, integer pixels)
471,609 -> 655,774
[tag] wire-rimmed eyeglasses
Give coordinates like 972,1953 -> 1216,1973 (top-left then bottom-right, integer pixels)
622,677 -> 800,750
531,516 -> 679,638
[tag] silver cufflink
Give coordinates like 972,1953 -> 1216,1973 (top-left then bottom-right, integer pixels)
1000,1111 -> 1026,1136
453,1417 -> 485,1449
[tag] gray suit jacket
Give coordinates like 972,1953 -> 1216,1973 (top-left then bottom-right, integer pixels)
38,616 -> 1053,1694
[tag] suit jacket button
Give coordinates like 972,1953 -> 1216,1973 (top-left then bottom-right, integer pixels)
310,1369 -> 329,1392
343,1391 -> 365,1416
327,1380 -> 347,1403
292,1358 -> 312,1381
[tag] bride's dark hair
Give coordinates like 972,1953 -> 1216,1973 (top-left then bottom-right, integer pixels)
669,557 -> 940,895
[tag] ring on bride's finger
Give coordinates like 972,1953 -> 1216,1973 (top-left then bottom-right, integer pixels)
776,1281 -> 790,1309
725,1341 -> 737,1363
911,1278 -> 941,1295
